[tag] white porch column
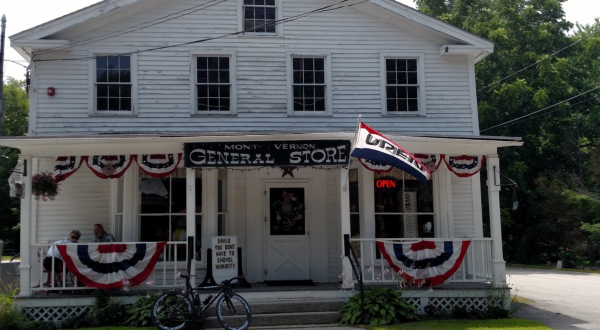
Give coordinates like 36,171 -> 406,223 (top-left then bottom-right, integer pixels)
486,155 -> 506,287
186,168 -> 197,285
19,156 -> 33,297
339,167 -> 353,286
358,165 -> 375,267
202,169 -> 218,272
122,168 -> 136,242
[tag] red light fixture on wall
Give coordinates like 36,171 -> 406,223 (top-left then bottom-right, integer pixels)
47,87 -> 55,96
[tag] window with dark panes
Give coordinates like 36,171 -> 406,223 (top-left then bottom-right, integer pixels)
243,0 -> 276,33
96,56 -> 131,111
196,57 -> 230,111
293,57 -> 326,111
386,58 -> 419,112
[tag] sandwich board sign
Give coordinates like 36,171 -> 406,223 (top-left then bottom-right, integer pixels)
212,236 -> 237,284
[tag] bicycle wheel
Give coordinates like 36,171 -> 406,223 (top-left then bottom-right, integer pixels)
151,291 -> 193,330
215,293 -> 252,330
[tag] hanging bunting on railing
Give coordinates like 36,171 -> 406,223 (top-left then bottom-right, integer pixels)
58,242 -> 167,290
413,154 -> 443,173
376,240 -> 471,286
54,156 -> 87,182
136,154 -> 182,178
86,155 -> 133,179
444,155 -> 486,177
358,158 -> 393,173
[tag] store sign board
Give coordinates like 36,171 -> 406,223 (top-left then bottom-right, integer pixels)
184,140 -> 351,168
212,236 -> 238,284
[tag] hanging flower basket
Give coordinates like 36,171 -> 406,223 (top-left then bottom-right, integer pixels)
32,171 -> 60,201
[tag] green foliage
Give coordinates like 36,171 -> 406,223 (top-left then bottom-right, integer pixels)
88,289 -> 128,327
22,321 -> 55,330
125,292 -> 159,327
339,288 -> 419,325
418,0 -> 600,267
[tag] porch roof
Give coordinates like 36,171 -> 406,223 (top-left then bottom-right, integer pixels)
0,132 -> 522,157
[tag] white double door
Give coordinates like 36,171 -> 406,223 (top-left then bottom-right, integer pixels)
264,182 -> 310,281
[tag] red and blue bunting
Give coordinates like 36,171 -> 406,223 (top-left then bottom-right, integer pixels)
87,155 -> 134,179
136,154 -> 182,178
413,154 -> 443,173
376,240 -> 470,286
444,155 -> 486,178
54,156 -> 86,182
57,242 -> 166,290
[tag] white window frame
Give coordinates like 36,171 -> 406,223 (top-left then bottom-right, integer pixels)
286,52 -> 333,116
190,51 -> 237,115
88,49 -> 138,116
237,0 -> 284,37
380,53 -> 426,116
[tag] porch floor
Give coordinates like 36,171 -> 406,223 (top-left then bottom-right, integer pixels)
23,281 -> 496,299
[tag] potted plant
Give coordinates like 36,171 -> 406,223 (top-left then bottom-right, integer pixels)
32,171 -> 60,201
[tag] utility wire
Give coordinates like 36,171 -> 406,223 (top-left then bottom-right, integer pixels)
486,94 -> 600,130
480,85 -> 600,133
477,29 -> 600,93
34,0 -> 228,57
34,0 -> 365,63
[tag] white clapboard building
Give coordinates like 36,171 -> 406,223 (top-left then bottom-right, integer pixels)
3,0 -> 521,323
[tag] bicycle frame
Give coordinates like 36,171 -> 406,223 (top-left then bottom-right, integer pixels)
177,275 -> 241,322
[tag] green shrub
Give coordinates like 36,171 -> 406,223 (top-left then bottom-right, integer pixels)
559,247 -> 583,268
0,309 -> 25,330
88,289 -> 128,327
339,288 -> 419,325
22,321 -> 55,330
125,291 -> 159,327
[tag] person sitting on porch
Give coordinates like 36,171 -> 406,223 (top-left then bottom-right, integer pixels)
92,224 -> 115,242
43,230 -> 80,272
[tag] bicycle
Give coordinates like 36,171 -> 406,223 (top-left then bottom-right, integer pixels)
151,274 -> 252,330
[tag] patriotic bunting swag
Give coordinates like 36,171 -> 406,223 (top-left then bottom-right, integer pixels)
444,155 -> 486,178
136,154 -> 182,178
54,156 -> 86,182
413,154 -> 443,173
358,158 -> 393,173
351,122 -> 431,183
376,240 -> 470,286
57,242 -> 167,290
87,155 -> 134,179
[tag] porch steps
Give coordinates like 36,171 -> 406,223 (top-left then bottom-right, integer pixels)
202,298 -> 345,328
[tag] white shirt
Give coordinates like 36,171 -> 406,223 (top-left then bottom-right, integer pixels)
46,238 -> 72,261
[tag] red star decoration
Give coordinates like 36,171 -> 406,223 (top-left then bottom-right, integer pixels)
281,167 -> 296,178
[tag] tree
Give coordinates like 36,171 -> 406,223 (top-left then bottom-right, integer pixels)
416,0 -> 600,264
0,78 -> 29,253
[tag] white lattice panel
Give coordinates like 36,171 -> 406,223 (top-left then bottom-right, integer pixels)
24,306 -> 92,322
427,297 -> 487,312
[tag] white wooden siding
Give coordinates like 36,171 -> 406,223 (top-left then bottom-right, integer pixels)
31,0 -> 475,135
35,159 -> 110,244
451,175 -> 475,238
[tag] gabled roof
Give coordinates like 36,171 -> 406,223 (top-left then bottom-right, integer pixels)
11,0 -> 493,61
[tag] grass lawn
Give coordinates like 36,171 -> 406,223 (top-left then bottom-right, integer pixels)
1,256 -> 17,261
511,295 -> 535,304
508,263 -> 600,274
367,318 -> 552,330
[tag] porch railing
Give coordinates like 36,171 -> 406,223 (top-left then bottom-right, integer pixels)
348,238 -> 493,285
29,242 -> 190,292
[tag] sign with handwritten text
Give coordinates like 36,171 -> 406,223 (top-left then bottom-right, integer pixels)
212,236 -> 237,284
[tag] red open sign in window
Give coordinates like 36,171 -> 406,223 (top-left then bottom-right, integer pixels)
376,179 -> 397,189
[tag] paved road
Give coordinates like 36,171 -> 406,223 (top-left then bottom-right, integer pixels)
507,266 -> 600,329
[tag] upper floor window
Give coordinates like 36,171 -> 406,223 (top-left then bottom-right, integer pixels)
292,57 -> 326,112
196,56 -> 231,112
243,0 -> 276,33
95,56 -> 132,112
382,54 -> 425,115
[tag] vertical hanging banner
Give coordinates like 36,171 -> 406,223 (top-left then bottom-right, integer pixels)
54,156 -> 86,182
350,122 -> 431,183
212,236 -> 238,284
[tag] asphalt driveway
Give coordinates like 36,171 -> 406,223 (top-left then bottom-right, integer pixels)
507,266 -> 600,329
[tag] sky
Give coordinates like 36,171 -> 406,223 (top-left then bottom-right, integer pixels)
2,0 -> 599,80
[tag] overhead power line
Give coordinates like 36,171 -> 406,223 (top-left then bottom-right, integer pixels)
34,0 -> 228,56
34,0 -> 367,63
480,85 -> 600,133
477,29 -> 600,93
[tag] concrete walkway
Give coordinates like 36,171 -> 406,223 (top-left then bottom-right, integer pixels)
507,266 -> 600,329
